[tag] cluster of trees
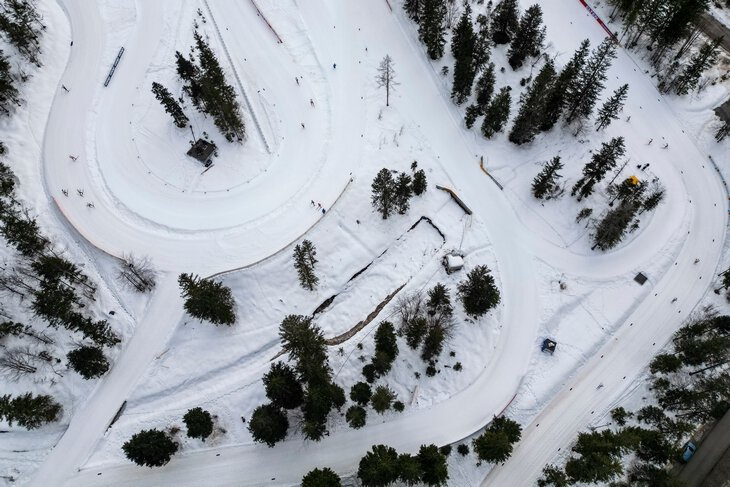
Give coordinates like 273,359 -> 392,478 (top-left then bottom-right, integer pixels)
0,392 -> 61,429
370,163 -> 427,219
0,157 -> 117,381
356,443 -> 449,486
173,30 -> 245,142
178,273 -> 236,325
249,315 -> 344,445
473,416 -> 522,464
539,307 -> 730,486
293,239 -> 318,291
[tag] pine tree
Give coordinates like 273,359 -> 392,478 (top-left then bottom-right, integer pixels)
451,5 -> 478,105
464,104 -> 480,128
427,283 -> 453,318
293,239 -> 319,291
532,156 -> 564,200
278,315 -> 329,384
418,0 -> 447,60
122,429 -> 178,467
474,63 -> 496,113
263,362 -> 304,410
473,14 -> 492,72
663,38 -> 720,95
421,324 -> 445,362
539,39 -> 590,132
592,200 -> 640,250
371,386 -> 395,414
151,82 -> 189,128
491,0 -> 519,45
0,393 -> 61,429
67,345 -> 110,379
715,120 -> 730,142
177,273 -> 236,325
0,0 -> 44,65
358,445 -> 401,487
417,444 -> 449,486
508,60 -> 555,144
349,381 -> 372,406
571,136 -> 625,201
183,407 -> 213,441
248,403 -> 288,447
375,55 -> 398,106
1,209 -> 49,257
371,168 -> 395,219
595,83 -> 628,131
394,172 -> 413,214
481,86 -> 511,138
457,265 -> 501,318
564,38 -> 617,125
345,405 -> 367,429
0,51 -> 20,116
473,416 -> 522,463
302,467 -> 343,487
507,4 -> 546,70
403,0 -> 423,22
175,51 -> 202,108
412,169 -> 428,195
538,465 -> 569,487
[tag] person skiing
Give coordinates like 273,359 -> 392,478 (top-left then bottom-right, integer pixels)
671,297 -> 678,303
77,189 -> 84,196
647,138 -> 653,145
69,154 -> 78,161
295,77 -> 299,85
310,99 -> 315,107
61,84 -> 69,93
694,258 -> 700,264
662,143 -> 669,149
61,189 -> 68,196
301,122 -> 305,129
333,63 -> 336,69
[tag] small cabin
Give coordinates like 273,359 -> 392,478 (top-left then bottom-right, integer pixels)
186,139 -> 215,166
541,338 -> 557,355
443,254 -> 464,274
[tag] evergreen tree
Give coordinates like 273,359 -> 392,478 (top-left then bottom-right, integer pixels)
1,209 -> 49,257
151,82 -> 189,128
595,83 -> 629,131
67,345 -> 109,379
178,273 -> 236,325
508,60 -> 555,144
403,0 -> 423,23
481,86 -> 511,138
175,50 -> 202,108
540,39 -> 590,131
564,430 -> 625,483
0,0 -> 44,65
417,444 -> 449,486
451,5 -> 478,105
531,156 -> 564,200
418,0 -> 447,60
122,429 -> 178,467
263,362 -> 304,410
0,393 -> 61,429
371,385 -> 395,414
398,453 -> 422,485
357,445 -> 401,487
350,381 -> 372,406
473,417 -> 522,463
571,136 -> 626,201
278,315 -> 329,384
183,407 -> 213,441
248,403 -> 288,447
394,172 -> 413,215
427,283 -> 453,318
715,120 -> 730,143
371,168 -> 395,219
564,38 -> 617,125
473,13 -> 492,72
592,200 -> 640,250
663,38 -> 720,95
374,321 -> 399,365
302,467 -> 343,487
0,51 -> 20,116
507,4 -> 546,70
412,169 -> 428,195
345,405 -> 367,429
293,239 -> 319,291
464,104 -> 480,128
474,63 -> 496,113
538,465 -> 569,487
421,324 -> 445,362
403,315 -> 429,349
491,0 -> 519,45
457,265 -> 501,318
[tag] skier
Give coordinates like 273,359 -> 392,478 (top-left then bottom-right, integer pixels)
321,208 -> 326,214
310,99 -> 315,107
69,155 -> 78,161
596,383 -> 604,390
77,189 -> 84,196
86,202 -> 95,208
317,202 -> 322,209
295,76 -> 299,85
671,297 -> 678,303
310,200 -> 315,206
61,84 -> 69,93
647,138 -> 653,145
662,143 -> 669,149
694,258 -> 700,264
625,115 -> 631,122
333,63 -> 336,69
61,189 -> 68,197
301,122 -> 305,129
70,40 -> 73,47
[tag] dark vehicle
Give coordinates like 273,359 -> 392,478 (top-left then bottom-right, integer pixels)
681,441 -> 697,463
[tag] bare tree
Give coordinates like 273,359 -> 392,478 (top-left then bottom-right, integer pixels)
117,254 -> 157,292
375,55 -> 399,107
395,290 -> 423,330
0,346 -> 52,378
444,0 -> 461,29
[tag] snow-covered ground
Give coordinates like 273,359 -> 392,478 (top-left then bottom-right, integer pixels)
0,0 -> 727,486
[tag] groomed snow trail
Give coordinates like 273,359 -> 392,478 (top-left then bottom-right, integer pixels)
483,2 -> 728,485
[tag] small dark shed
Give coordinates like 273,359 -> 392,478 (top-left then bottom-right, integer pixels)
186,139 -> 215,164
634,272 -> 648,286
541,338 -> 557,354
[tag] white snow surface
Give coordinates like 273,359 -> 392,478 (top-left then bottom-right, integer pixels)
2,0 -> 725,486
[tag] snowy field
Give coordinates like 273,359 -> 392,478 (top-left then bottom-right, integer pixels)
0,0 -> 728,486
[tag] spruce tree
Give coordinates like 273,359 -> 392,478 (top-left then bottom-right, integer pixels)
248,403 -> 288,447
473,14 -> 492,73
403,0 -> 422,22
394,172 -> 413,215
263,362 -> 304,410
457,265 -> 500,318
371,168 -> 395,219
0,0 -> 44,65
67,345 -> 110,379
349,382 -> 372,406
278,315 -> 329,383
539,39 -> 590,132
508,60 -> 555,144
0,393 -> 61,429
345,405 -> 367,429
412,169 -> 428,195
481,86 -> 511,138
532,156 -> 564,200
417,444 -> 449,486
564,38 -> 617,125
664,38 -> 719,95
451,5 -> 478,105
122,429 -> 178,467
177,273 -> 236,325
293,239 -> 319,291
302,467 -> 343,487
474,63 -> 496,113
595,83 -> 628,131
491,0 -> 519,45
464,104 -> 480,128
183,407 -> 213,441
371,386 -> 395,414
1,210 -> 49,257
473,417 -> 522,463
151,82 -> 189,128
715,120 -> 730,143
592,201 -> 640,250
0,51 -> 20,116
571,137 -> 625,201
357,445 -> 401,487
418,0 -> 447,60
507,4 -> 546,70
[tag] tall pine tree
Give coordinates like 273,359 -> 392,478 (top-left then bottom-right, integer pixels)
371,168 -> 395,219
508,60 -> 555,144
419,0 -> 447,60
532,156 -> 564,200
481,86 -> 511,138
595,83 -> 628,131
474,62 -> 496,113
293,239 -> 319,291
539,39 -> 590,132
571,136 -> 626,201
564,38 -> 617,125
491,0 -> 519,45
507,4 -> 546,70
178,273 -> 236,325
151,82 -> 189,128
451,5 -> 478,105
662,38 -> 719,95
